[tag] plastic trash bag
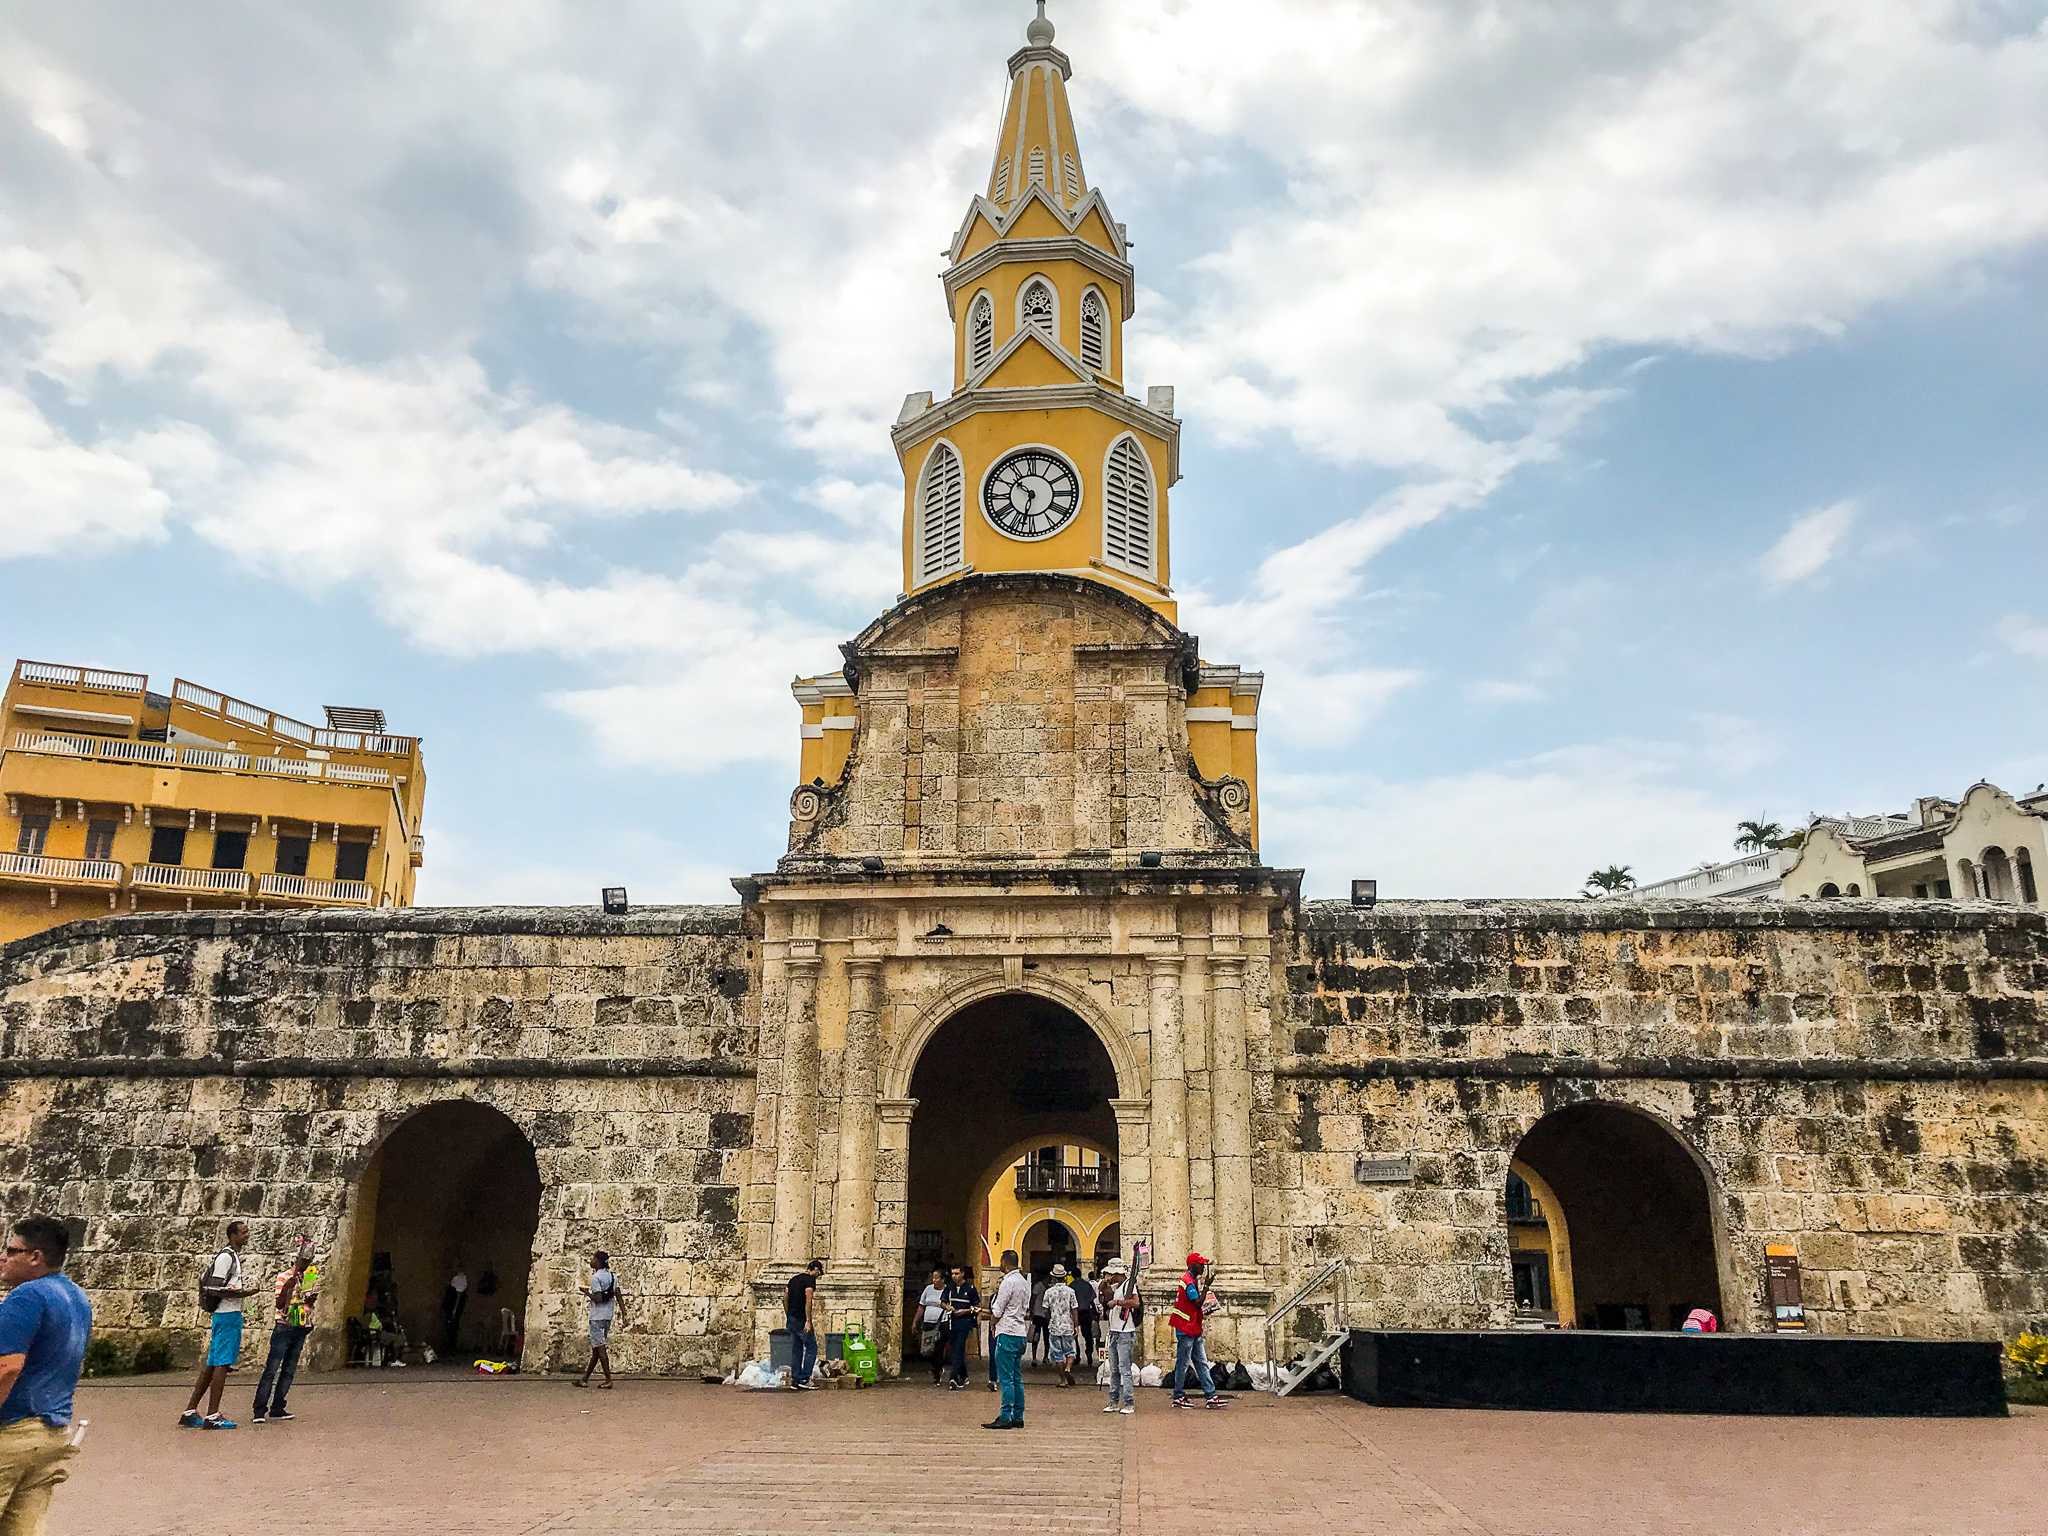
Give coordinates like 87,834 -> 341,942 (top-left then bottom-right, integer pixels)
1095,1360 -> 1112,1386
1138,1364 -> 1163,1388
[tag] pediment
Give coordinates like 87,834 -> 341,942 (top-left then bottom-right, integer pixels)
972,325 -> 1092,390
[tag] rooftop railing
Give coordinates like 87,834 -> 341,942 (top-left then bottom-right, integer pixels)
10,733 -> 390,787
12,661 -> 148,696
171,680 -> 415,757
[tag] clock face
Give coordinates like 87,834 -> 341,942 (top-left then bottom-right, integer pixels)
981,448 -> 1081,541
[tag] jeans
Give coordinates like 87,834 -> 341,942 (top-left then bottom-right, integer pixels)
994,1333 -> 1027,1421
1172,1332 -> 1216,1401
786,1316 -> 817,1386
0,1419 -> 78,1536
947,1322 -> 971,1383
252,1324 -> 309,1416
1077,1316 -> 1097,1366
1107,1330 -> 1136,1405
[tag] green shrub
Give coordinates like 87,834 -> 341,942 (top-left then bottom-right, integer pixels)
80,1339 -> 126,1378
2008,1374 -> 2048,1407
130,1338 -> 174,1374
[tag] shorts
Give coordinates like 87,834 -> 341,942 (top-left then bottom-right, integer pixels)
589,1318 -> 612,1347
206,1309 -> 244,1367
1048,1332 -> 1076,1363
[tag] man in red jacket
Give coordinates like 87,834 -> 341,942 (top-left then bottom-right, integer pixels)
1168,1252 -> 1226,1409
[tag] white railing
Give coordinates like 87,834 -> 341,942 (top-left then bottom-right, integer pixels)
16,661 -> 147,695
176,748 -> 251,770
410,834 -> 425,856
257,874 -> 373,904
312,729 -> 413,756
1635,849 -> 1795,900
10,732 -> 98,757
130,865 -> 251,894
0,853 -> 122,885
252,756 -> 321,777
322,762 -> 390,784
104,738 -> 177,764
10,732 -> 399,793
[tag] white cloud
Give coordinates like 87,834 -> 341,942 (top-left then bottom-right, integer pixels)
1761,500 -> 1859,586
1467,680 -> 1548,706
1998,614 -> 2048,659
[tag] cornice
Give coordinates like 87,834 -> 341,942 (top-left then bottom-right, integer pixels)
1008,43 -> 1071,81
946,185 -> 1128,279
943,234 -> 1135,321
891,384 -> 1182,485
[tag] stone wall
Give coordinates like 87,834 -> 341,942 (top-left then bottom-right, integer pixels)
1266,899 -> 2048,1341
0,907 -> 757,1374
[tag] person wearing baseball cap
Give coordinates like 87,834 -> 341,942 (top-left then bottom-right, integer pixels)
1168,1252 -> 1225,1409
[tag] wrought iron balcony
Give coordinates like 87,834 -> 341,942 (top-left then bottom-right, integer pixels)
1014,1164 -> 1118,1200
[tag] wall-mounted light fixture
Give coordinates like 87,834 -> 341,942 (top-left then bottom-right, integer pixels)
1350,879 -> 1377,908
602,887 -> 629,915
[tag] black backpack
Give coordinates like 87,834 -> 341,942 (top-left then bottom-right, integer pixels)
198,1249 -> 236,1314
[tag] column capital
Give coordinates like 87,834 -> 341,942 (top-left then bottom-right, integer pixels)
1145,953 -> 1184,979
877,1097 -> 920,1125
1109,1097 -> 1152,1124
845,955 -> 886,977
785,954 -> 823,974
1208,953 -> 1246,980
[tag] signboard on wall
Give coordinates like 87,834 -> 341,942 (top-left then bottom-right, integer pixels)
1356,1157 -> 1414,1184
1765,1244 -> 1806,1330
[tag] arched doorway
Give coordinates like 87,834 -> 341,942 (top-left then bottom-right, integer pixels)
902,991 -> 1121,1360
342,1100 -> 542,1362
1510,1102 -> 1723,1331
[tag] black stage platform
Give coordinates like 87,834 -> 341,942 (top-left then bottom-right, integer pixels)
1342,1329 -> 2007,1416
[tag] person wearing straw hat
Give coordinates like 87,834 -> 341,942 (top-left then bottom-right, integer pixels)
1098,1257 -> 1141,1414
1043,1265 -> 1079,1387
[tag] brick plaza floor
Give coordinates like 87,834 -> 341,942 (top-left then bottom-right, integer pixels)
54,1365 -> 2047,1535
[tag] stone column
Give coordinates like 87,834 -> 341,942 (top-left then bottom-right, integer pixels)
829,958 -> 884,1271
771,921 -> 823,1264
1110,1096 -> 1153,1354
1147,954 -> 1191,1270
1208,954 -> 1256,1270
874,1096 -> 919,1369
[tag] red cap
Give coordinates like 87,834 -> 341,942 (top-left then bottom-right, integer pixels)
1186,1252 -> 1208,1268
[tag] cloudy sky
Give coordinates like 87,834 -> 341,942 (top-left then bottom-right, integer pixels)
4,0 -> 2044,904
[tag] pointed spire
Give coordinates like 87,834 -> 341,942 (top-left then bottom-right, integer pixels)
987,3 -> 1085,211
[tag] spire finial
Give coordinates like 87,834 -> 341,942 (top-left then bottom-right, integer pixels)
1026,1 -> 1055,46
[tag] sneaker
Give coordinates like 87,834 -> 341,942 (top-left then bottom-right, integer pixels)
1119,1405 -> 1135,1415
1172,1397 -> 1194,1409
250,1413 -> 267,1424
201,1415 -> 238,1430
1204,1397 -> 1228,1409
949,1381 -> 964,1391
1101,1403 -> 1120,1413
981,1418 -> 1014,1430
269,1409 -> 294,1421
178,1410 -> 203,1428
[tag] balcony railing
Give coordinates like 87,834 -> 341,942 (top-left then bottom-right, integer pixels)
14,661 -> 147,696
10,733 -> 389,787
1015,1165 -> 1119,1200
171,680 -> 417,758
257,873 -> 374,905
0,853 -> 122,887
129,865 -> 252,895
409,833 -> 425,867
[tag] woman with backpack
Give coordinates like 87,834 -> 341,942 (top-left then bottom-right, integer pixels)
576,1251 -> 622,1389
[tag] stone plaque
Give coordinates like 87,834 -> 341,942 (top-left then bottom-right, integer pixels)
1355,1157 -> 1413,1185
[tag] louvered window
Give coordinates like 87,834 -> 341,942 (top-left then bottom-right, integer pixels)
1080,290 -> 1106,373
1021,281 -> 1054,338
1063,151 -> 1080,198
970,293 -> 994,372
917,444 -> 965,583
1028,146 -> 1045,187
1103,437 -> 1153,577
993,156 -> 1010,203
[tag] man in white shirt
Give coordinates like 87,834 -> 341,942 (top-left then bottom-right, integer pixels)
917,1268 -> 947,1384
1100,1257 -> 1141,1414
983,1249 -> 1031,1430
441,1264 -> 469,1355
180,1220 -> 254,1429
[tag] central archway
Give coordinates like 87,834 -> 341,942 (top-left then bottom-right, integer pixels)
901,991 -> 1122,1362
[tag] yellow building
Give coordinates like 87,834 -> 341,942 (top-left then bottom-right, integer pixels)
791,2 -> 1261,844
1,659 -> 425,945
1505,1162 -> 1576,1327
983,1142 -> 1121,1279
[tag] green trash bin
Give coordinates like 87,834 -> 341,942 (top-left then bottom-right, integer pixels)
843,1327 -> 879,1384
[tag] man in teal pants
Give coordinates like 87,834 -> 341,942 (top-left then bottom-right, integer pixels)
983,1249 -> 1031,1429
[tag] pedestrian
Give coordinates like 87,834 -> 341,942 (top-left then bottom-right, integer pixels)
942,1264 -> 979,1390
0,1216 -> 91,1535
1168,1251 -> 1225,1409
441,1262 -> 469,1355
1099,1257 -> 1140,1414
576,1251 -> 621,1389
784,1258 -> 823,1391
1681,1308 -> 1719,1333
1044,1265 -> 1079,1387
918,1268 -> 948,1383
982,1248 -> 1030,1430
250,1236 -> 318,1424
180,1219 -> 255,1429
1027,1270 -> 1048,1364
1074,1263 -> 1099,1370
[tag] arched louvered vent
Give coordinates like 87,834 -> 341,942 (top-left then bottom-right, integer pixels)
917,444 -> 965,583
1080,290 -> 1107,373
1021,281 -> 1055,337
1103,437 -> 1154,577
970,293 -> 995,373
993,156 -> 1010,203
1028,146 -> 1045,187
1062,151 -> 1080,199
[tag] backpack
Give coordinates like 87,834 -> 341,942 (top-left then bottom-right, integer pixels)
593,1272 -> 618,1305
198,1249 -> 236,1313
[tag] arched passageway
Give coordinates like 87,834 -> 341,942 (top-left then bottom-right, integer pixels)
1510,1102 -> 1722,1331
903,992 -> 1120,1356
344,1100 -> 542,1361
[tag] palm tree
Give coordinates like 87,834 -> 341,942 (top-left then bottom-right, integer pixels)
1734,819 -> 1785,854
1584,865 -> 1636,898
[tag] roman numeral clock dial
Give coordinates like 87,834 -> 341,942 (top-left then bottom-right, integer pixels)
982,448 -> 1081,541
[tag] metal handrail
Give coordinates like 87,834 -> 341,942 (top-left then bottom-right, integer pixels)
1263,1257 -> 1348,1394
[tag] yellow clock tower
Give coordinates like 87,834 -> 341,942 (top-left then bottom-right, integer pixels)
892,2 -> 1179,620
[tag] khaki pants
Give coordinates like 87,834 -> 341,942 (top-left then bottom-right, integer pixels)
0,1419 -> 78,1536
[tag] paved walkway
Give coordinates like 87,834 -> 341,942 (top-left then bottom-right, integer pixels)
54,1368 -> 2047,1535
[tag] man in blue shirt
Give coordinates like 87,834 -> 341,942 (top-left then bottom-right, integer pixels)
0,1216 -> 92,1536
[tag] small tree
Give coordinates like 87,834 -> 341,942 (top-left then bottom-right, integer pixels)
1734,819 -> 1785,853
1584,865 -> 1636,898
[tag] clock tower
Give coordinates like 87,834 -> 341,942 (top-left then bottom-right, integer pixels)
891,1 -> 1180,620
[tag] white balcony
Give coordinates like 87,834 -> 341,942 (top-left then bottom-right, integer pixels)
257,873 -> 374,905
8,733 -> 389,788
129,865 -> 252,895
0,853 -> 123,888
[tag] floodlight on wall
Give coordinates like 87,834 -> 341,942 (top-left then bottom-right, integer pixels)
602,887 -> 629,915
1138,851 -> 1162,868
1350,879 -> 1377,908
